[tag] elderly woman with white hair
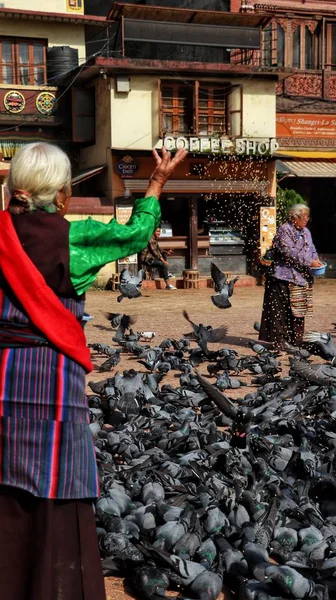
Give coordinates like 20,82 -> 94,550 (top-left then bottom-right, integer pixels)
0,141 -> 187,600
259,203 -> 322,349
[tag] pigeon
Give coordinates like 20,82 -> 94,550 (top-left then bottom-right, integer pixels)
89,308 -> 334,600
104,312 -> 123,329
117,268 -> 145,302
110,314 -> 136,342
138,332 -> 156,341
210,262 -> 239,309
303,331 -> 336,362
182,311 -> 228,357
99,350 -> 121,372
290,358 -> 336,385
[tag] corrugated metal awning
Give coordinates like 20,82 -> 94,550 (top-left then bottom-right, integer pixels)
278,160 -> 336,178
124,179 -> 268,194
72,166 -> 106,186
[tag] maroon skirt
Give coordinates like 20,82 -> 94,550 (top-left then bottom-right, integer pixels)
259,276 -> 305,348
0,485 -> 106,600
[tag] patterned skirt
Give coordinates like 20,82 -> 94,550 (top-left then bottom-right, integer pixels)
259,277 -> 305,348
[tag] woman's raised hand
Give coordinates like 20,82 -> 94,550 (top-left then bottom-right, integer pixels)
150,146 -> 188,186
145,146 -> 188,199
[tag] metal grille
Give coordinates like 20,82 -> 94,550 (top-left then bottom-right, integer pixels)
124,19 -> 261,49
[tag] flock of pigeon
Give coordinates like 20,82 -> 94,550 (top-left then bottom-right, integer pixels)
87,263 -> 336,600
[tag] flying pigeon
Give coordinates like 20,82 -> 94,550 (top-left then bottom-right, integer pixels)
117,268 -> 144,303
182,310 -> 228,357
210,262 -> 239,309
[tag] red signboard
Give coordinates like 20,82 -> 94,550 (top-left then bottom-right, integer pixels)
277,113 -> 336,139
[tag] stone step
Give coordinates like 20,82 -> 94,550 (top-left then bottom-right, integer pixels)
142,275 -> 257,290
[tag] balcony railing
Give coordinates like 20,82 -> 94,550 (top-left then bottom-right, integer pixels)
103,17 -> 265,67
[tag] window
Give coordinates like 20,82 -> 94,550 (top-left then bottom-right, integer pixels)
263,24 -> 272,67
292,23 -> 319,70
305,27 -> 314,70
326,23 -> 336,70
160,80 -> 240,137
161,83 -> 193,135
0,38 -> 46,85
262,22 -> 284,67
261,19 -> 320,70
293,26 -> 301,69
198,85 -> 227,136
277,24 -> 285,67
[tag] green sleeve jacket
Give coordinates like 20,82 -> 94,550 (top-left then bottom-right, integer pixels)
68,196 -> 161,296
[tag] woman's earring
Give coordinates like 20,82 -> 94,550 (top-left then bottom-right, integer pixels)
58,202 -> 65,211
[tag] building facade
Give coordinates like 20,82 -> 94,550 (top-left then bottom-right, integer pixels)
244,0 -> 336,268
0,1 -> 109,219
78,0 -> 280,277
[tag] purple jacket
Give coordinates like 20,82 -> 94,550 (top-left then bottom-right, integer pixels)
272,221 -> 318,287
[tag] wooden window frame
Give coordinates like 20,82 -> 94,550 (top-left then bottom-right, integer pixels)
261,19 -> 320,70
0,37 -> 47,86
228,85 -> 243,138
159,80 -> 241,138
326,23 -> 336,70
290,22 -> 320,70
197,83 -> 229,136
160,81 -> 194,136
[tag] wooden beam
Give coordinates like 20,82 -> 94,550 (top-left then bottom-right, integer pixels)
188,196 -> 198,270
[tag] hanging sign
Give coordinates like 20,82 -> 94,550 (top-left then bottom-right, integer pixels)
277,113 -> 336,139
260,206 -> 276,258
163,136 -> 279,156
116,155 -> 138,178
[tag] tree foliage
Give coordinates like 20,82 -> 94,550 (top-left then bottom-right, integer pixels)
276,187 -> 308,226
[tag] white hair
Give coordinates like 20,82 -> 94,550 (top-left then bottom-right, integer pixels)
7,142 -> 71,212
288,203 -> 310,219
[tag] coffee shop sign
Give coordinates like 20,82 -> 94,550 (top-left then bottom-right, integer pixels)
163,136 -> 279,156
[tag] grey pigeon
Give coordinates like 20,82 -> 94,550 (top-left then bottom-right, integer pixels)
182,310 -> 228,357
104,312 -> 123,328
303,331 -> 336,362
290,358 -> 336,385
210,262 -> 239,309
117,268 -> 144,302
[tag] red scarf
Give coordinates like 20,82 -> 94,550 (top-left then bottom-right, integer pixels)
0,210 -> 93,373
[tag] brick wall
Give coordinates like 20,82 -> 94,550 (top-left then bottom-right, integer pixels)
230,0 -> 242,11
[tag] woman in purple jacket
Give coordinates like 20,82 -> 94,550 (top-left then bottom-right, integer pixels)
259,203 -> 322,349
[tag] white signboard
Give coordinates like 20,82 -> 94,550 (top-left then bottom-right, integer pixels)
163,136 -> 279,156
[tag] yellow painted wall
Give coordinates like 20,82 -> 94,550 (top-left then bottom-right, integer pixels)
1,0 -> 84,15
111,76 -> 159,151
66,214 -> 116,279
110,75 -> 276,150
0,19 -> 86,57
242,79 -> 276,138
